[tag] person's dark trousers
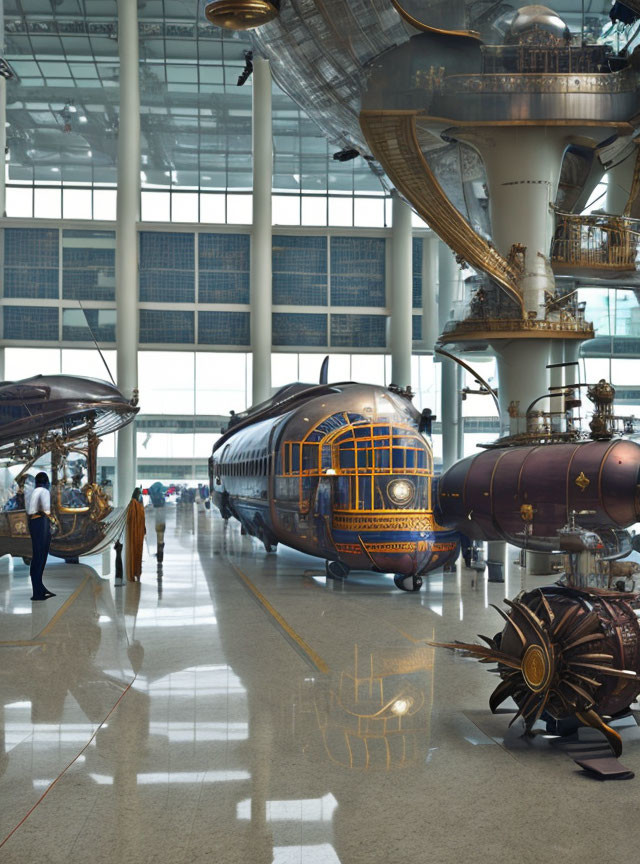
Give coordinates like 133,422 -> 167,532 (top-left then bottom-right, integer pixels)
28,515 -> 51,599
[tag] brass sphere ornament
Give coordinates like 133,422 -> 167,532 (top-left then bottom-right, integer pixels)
204,0 -> 279,31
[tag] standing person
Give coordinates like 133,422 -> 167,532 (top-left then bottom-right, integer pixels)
28,471 -> 56,602
126,488 -> 146,582
148,481 -> 167,563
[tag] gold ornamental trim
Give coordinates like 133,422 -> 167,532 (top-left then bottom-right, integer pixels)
332,512 -> 435,532
204,0 -> 278,30
443,69 -> 637,96
389,0 -> 481,40
440,318 -> 593,343
359,110 -> 525,313
522,644 -> 551,693
575,471 -> 590,492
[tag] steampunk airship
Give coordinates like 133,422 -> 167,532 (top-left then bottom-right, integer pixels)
210,375 -> 458,592
0,374 -> 139,561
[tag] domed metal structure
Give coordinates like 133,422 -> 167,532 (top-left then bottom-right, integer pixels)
504,4 -> 571,45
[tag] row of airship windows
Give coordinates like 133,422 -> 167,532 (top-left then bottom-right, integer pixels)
218,452 -> 271,479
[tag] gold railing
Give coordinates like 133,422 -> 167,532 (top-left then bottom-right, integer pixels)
552,214 -> 638,271
442,317 -> 594,337
480,44 -> 612,75
359,110 -> 524,313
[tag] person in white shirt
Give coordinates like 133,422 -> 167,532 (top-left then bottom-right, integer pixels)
27,471 -> 56,602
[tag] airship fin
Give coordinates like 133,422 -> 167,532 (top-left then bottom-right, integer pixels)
319,355 -> 329,385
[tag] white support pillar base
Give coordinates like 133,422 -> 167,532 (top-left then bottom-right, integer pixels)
493,340 -> 551,436
390,193 -> 413,389
421,235 -> 439,351
441,357 -> 460,471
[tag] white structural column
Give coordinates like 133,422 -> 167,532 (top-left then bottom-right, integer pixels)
0,5 -> 6,382
438,243 -> 462,470
0,13 -> 6,219
462,128 -> 567,435
606,149 -> 637,215
549,339 -> 564,433
250,57 -> 272,406
421,234 -> 439,351
390,192 -> 413,389
115,0 -> 140,506
471,128 -> 566,317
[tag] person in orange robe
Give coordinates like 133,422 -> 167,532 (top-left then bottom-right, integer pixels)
126,488 -> 146,582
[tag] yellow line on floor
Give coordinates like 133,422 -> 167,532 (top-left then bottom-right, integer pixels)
35,574 -> 91,639
0,640 -> 46,648
229,562 -> 330,675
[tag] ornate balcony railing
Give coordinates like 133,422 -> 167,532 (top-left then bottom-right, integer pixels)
480,44 -> 618,75
552,214 -> 638,273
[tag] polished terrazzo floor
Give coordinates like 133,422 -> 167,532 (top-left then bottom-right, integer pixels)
1,505 -> 640,863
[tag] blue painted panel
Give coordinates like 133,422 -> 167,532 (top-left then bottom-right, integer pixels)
330,237 -> 385,307
273,272 -> 328,307
4,227 -> 59,299
199,271 -> 250,304
139,310 -> 194,344
272,312 -> 327,346
330,314 -> 386,348
140,270 -> 196,304
140,231 -> 194,269
198,311 -> 250,345
413,237 -> 422,307
140,232 -> 195,303
4,306 -> 58,341
4,268 -> 59,299
4,228 -> 58,267
198,233 -> 249,303
412,314 -> 421,341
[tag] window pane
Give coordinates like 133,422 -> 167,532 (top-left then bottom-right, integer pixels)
138,351 -> 195,414
195,352 -> 248,415
301,196 -> 327,227
172,192 -> 199,223
200,193 -> 225,224
272,353 -> 298,388
4,347 -> 61,379
34,187 -> 62,219
141,191 -> 170,222
273,195 -> 300,226
354,197 -> 385,227
6,187 -> 33,218
227,194 -> 252,224
93,189 -> 117,221
61,349 -> 117,379
63,188 -> 92,220
328,196 -> 352,227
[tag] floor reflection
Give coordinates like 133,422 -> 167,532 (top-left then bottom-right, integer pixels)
0,509 -> 636,863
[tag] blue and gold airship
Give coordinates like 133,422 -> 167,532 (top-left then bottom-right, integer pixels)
210,377 -> 459,591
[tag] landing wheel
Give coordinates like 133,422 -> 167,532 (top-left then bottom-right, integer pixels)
394,574 -> 423,592
325,560 -> 350,580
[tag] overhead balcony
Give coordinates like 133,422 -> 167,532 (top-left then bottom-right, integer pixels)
551,213 -> 639,279
439,279 -> 594,346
